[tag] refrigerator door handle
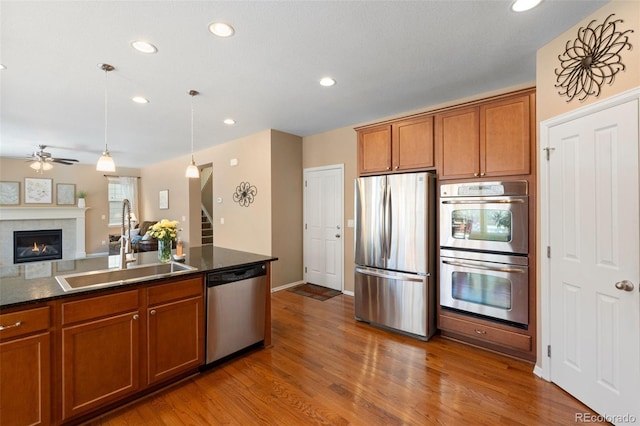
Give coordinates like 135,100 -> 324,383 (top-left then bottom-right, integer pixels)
385,179 -> 392,259
380,179 -> 387,260
356,266 -> 429,282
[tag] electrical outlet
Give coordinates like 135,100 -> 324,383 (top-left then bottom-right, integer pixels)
101,214 -> 106,220
101,240 -> 106,245
220,217 -> 225,224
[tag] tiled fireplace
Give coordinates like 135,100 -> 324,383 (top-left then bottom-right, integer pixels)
0,207 -> 87,266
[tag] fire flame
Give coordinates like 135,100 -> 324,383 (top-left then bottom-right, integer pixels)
31,242 -> 48,253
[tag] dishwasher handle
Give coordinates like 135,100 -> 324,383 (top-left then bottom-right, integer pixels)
207,263 -> 267,287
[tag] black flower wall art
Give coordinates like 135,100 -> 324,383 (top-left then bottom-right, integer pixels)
555,14 -> 633,102
233,182 -> 257,207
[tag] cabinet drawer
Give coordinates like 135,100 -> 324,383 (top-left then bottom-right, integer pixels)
147,276 -> 203,306
439,315 -> 531,352
62,290 -> 139,325
0,306 -> 50,340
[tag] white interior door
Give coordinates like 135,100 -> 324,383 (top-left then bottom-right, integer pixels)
548,98 -> 640,423
303,165 -> 344,291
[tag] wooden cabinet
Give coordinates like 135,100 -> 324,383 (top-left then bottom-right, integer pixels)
0,306 -> 51,425
438,314 -> 532,354
58,275 -> 205,422
437,91 -> 533,180
146,277 -> 204,385
357,115 -> 434,175
61,290 -> 140,420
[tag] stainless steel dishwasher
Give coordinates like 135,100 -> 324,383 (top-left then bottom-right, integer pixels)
205,262 -> 267,364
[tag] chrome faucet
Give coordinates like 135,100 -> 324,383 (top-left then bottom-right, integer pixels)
120,198 -> 137,269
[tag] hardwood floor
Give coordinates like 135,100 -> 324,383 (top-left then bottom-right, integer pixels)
87,291 -> 604,425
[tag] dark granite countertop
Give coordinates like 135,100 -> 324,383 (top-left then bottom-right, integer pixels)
0,245 -> 277,310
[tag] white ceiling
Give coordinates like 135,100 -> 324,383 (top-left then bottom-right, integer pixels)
0,0 -> 607,169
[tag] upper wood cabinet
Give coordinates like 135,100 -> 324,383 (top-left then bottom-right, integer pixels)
357,115 -> 435,175
437,91 -> 534,180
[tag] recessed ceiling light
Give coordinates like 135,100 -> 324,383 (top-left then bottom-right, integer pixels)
319,77 -> 336,87
0,64 -> 6,70
132,96 -> 149,104
131,40 -> 158,54
223,118 -> 236,125
208,22 -> 235,37
511,0 -> 543,12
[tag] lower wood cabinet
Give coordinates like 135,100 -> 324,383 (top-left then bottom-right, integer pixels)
438,313 -> 534,360
0,306 -> 52,426
146,277 -> 204,385
61,290 -> 141,420
58,275 -> 204,424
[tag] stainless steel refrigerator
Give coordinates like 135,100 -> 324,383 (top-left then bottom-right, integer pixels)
354,172 -> 437,340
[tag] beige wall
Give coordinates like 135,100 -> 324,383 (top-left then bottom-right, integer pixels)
139,155 -> 193,245
537,0 -> 640,122
206,130 -> 273,256
302,126 -> 358,292
535,0 -> 640,366
0,158 -> 141,254
271,130 -> 303,288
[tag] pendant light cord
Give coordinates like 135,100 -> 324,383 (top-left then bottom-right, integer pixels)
104,69 -> 108,152
190,92 -> 195,161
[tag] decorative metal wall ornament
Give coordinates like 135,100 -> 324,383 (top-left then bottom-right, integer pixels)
233,182 -> 257,207
555,14 -> 633,102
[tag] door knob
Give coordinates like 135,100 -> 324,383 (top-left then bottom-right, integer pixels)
615,280 -> 635,292
335,234 -> 341,238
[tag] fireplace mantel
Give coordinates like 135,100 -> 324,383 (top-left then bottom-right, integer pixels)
0,207 -> 88,264
0,207 -> 88,221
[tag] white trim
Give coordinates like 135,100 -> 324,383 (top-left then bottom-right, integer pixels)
538,87 -> 640,381
271,280 -> 305,293
303,164 -> 345,292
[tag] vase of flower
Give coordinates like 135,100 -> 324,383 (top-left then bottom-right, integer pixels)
145,219 -> 180,263
157,239 -> 172,263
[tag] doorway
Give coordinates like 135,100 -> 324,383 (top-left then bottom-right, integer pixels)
303,165 -> 344,291
540,90 -> 640,421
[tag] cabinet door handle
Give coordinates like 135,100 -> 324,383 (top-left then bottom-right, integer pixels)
150,309 -> 156,315
480,172 -> 486,177
0,321 -> 22,331
474,329 -> 487,335
133,314 -> 139,320
473,172 -> 479,177
394,166 -> 399,170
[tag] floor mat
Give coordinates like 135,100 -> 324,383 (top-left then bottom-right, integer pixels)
287,283 -> 341,301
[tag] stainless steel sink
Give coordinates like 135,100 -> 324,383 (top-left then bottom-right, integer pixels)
56,262 -> 198,292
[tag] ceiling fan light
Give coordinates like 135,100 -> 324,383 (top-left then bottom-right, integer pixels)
42,162 -> 53,171
30,161 -> 42,170
185,160 -> 200,178
96,151 -> 116,172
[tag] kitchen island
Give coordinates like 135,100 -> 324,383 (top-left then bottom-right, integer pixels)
0,246 -> 277,425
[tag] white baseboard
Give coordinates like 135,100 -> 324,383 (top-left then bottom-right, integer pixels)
271,280 -> 305,293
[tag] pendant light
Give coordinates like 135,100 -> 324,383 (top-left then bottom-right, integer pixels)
96,63 -> 116,172
185,90 -> 200,178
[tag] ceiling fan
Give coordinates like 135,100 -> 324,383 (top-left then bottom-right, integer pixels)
26,145 -> 79,173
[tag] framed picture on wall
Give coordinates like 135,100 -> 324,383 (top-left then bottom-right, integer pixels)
0,181 -> 20,205
159,189 -> 169,209
56,183 -> 76,205
24,177 -> 53,204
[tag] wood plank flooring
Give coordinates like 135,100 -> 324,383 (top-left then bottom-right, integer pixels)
87,291 -> 604,425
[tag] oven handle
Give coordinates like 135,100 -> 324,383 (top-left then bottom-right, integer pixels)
441,199 -> 525,205
442,259 -> 527,273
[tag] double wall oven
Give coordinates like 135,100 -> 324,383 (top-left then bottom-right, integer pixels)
439,181 -> 529,327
